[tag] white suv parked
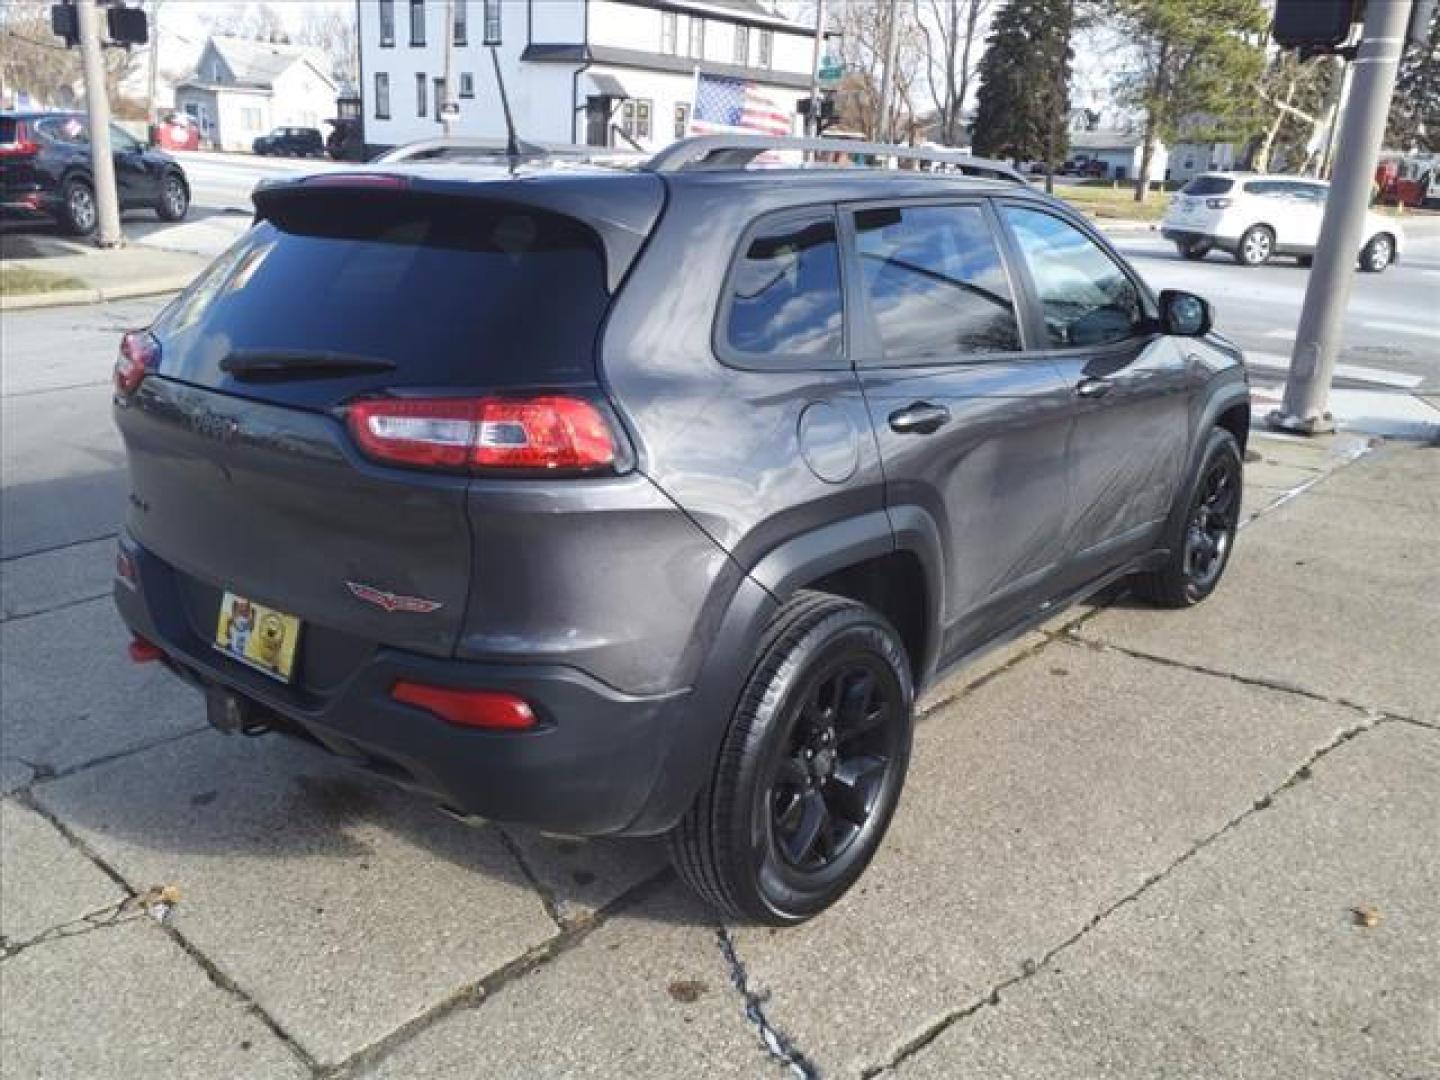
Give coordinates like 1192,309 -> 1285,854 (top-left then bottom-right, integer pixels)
1162,172 -> 1403,272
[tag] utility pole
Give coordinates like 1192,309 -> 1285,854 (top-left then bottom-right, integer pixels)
442,0 -> 456,136
876,0 -> 900,143
1317,53 -> 1352,177
806,0 -> 828,138
146,0 -> 163,128
1269,0 -> 1412,435
77,0 -> 123,248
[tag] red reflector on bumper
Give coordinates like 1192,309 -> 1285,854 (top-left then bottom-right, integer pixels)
129,636 -> 164,663
391,682 -> 537,730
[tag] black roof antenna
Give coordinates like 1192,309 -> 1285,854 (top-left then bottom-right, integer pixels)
488,46 -> 521,172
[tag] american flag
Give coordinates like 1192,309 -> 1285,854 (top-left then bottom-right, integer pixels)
690,73 -> 793,137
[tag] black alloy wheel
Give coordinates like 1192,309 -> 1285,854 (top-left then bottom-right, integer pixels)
669,592 -> 914,924
1132,426 -> 1244,608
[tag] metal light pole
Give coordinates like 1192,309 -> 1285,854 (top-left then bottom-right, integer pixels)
442,0 -> 456,136
876,0 -> 900,143
806,0 -> 828,138
76,0 -> 123,248
146,0 -> 163,128
1269,0 -> 1412,435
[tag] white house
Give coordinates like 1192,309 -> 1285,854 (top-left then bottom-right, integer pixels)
1068,127 -> 1169,185
357,0 -> 825,154
1168,140 -> 1243,184
175,37 -> 339,151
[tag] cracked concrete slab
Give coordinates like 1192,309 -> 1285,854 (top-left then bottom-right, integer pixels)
889,722 -> 1440,1080
1,536 -> 114,620
1080,446 -> 1439,723
724,642 -> 1359,1077
1,798 -> 125,947
919,632 -> 1050,713
501,828 -> 668,926
0,757 -> 35,796
362,882 -> 777,1080
0,596 -> 203,775
34,733 -> 560,1066
0,918 -> 309,1080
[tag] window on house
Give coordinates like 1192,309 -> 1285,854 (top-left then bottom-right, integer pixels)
661,11 -> 678,54
674,103 -> 690,139
758,29 -> 773,67
688,16 -> 705,58
734,25 -> 749,65
454,0 -> 467,44
409,0 -> 425,46
434,77 -> 446,121
621,99 -> 652,141
460,72 -> 475,98
379,0 -> 395,46
416,72 -> 427,116
375,72 -> 391,119
483,0 -> 501,44
725,211 -> 844,361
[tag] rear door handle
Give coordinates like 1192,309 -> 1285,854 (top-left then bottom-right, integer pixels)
1075,377 -> 1112,399
888,402 -> 951,435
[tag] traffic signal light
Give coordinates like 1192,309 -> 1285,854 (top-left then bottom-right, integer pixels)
50,3 -> 78,47
107,5 -> 149,46
1272,0 -> 1360,53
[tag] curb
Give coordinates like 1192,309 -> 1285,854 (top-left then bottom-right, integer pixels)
0,273 -> 196,312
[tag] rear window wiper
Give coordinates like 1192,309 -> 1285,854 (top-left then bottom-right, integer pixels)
220,350 -> 397,380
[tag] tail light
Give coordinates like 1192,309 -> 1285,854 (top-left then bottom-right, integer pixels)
0,122 -> 38,158
346,395 -> 624,474
114,330 -> 160,396
1206,197 -> 1233,209
391,682 -> 537,730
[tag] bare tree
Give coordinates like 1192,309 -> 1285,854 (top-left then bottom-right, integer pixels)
207,2 -> 289,44
295,8 -> 359,87
913,0 -> 990,147
836,1 -> 926,139
1,0 -> 142,112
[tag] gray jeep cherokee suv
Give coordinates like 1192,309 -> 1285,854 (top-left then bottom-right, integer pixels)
113,137 -> 1249,924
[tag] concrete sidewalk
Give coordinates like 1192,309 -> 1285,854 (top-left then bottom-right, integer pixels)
0,238 -> 208,312
2,431 -> 1434,1078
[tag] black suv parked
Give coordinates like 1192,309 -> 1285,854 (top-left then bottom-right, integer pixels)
252,126 -> 325,158
112,137 -> 1249,924
1,111 -> 190,235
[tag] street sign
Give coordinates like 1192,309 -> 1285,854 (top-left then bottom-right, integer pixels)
817,54 -> 844,89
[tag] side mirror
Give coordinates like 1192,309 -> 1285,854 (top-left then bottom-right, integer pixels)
1159,289 -> 1212,337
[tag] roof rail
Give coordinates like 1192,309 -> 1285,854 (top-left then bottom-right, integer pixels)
644,135 -> 1027,183
371,136 -> 556,163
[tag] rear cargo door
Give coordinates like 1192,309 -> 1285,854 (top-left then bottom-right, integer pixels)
115,188 -> 614,659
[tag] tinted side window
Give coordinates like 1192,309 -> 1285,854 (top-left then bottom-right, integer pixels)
854,203 -> 1020,362
725,211 -> 844,361
1001,206 -> 1143,349
1180,176 -> 1234,196
1244,180 -> 1286,198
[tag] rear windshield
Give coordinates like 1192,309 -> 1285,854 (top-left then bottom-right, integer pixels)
0,118 -> 15,143
153,194 -> 610,406
1181,176 -> 1234,196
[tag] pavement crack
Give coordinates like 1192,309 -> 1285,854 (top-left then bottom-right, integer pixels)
1,589 -> 117,625
714,926 -> 819,1079
15,790 -> 322,1076
494,826 -> 568,931
862,713 -> 1383,1078
1062,635 -> 1413,723
327,867 -> 673,1079
0,531 -> 118,564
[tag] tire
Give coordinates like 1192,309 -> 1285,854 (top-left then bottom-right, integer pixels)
1233,225 -> 1274,267
155,173 -> 188,222
1132,427 -> 1243,608
1359,234 -> 1394,273
1176,240 -> 1211,261
668,591 -> 915,925
60,178 -> 97,236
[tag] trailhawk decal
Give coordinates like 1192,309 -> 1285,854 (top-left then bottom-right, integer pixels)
345,582 -> 444,614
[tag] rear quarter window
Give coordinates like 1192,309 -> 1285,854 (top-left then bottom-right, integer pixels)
721,209 -> 845,367
1181,176 -> 1234,196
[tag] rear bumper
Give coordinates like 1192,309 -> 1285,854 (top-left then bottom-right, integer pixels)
114,536 -> 701,837
1161,227 -> 1237,252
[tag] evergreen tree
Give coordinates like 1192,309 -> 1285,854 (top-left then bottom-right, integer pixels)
1386,6 -> 1439,152
1109,0 -> 1268,201
972,0 -> 1075,171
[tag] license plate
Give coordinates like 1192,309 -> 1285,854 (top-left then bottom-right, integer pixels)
214,591 -> 301,683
